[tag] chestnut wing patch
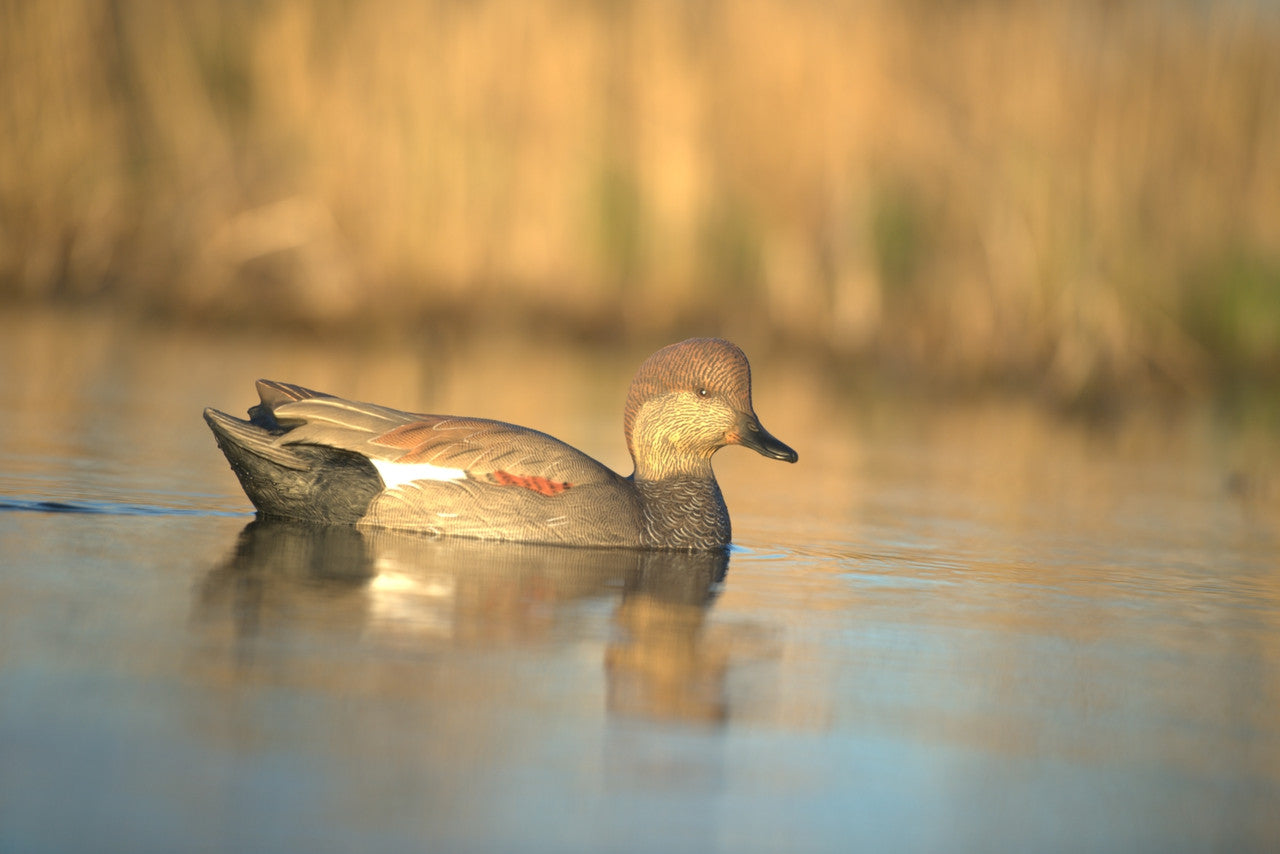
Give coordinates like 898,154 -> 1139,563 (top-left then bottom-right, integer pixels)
488,471 -> 572,496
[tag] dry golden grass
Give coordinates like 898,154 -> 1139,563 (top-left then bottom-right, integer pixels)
1,0 -> 1277,402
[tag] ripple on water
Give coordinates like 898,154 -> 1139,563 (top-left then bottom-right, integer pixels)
0,496 -> 249,518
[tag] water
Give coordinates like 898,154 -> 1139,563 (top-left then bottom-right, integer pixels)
1,311 -> 1277,853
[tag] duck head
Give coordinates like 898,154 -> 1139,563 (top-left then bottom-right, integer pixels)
623,338 -> 798,481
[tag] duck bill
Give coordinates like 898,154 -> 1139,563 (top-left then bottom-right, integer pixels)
734,413 -> 798,463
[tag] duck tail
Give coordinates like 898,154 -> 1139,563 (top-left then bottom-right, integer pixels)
203,408 -> 383,524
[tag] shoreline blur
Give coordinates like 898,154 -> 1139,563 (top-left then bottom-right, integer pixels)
2,1 -> 1277,407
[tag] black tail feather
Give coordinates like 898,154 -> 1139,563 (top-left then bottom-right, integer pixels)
204,408 -> 384,524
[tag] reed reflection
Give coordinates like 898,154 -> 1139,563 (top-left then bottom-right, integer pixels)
196,519 -> 731,725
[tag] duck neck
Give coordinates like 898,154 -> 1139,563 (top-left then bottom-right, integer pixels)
632,471 -> 730,551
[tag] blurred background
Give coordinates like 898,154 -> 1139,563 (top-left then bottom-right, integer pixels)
1,0 -> 1277,408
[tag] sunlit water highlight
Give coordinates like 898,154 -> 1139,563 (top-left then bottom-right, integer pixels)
1,312 -> 1277,853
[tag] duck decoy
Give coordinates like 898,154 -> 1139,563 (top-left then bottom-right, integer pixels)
204,338 -> 796,550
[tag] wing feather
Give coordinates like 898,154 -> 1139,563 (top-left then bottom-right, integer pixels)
257,385 -> 621,487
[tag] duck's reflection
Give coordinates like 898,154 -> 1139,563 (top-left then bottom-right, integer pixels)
608,549 -> 730,724
197,519 -> 732,723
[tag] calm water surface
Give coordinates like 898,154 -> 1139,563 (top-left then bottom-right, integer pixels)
1,313 -> 1278,853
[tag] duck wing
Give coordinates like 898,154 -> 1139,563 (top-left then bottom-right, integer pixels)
257,380 -> 622,489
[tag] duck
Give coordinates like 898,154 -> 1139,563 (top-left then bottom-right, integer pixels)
203,337 -> 797,550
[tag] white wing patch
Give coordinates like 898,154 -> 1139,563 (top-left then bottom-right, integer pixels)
371,458 -> 467,490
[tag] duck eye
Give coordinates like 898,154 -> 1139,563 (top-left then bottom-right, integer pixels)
697,387 -> 709,397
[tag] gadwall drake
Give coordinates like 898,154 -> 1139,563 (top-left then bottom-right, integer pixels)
204,338 -> 797,550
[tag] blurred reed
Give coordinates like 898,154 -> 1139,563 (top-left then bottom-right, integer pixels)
1,0 -> 1277,403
